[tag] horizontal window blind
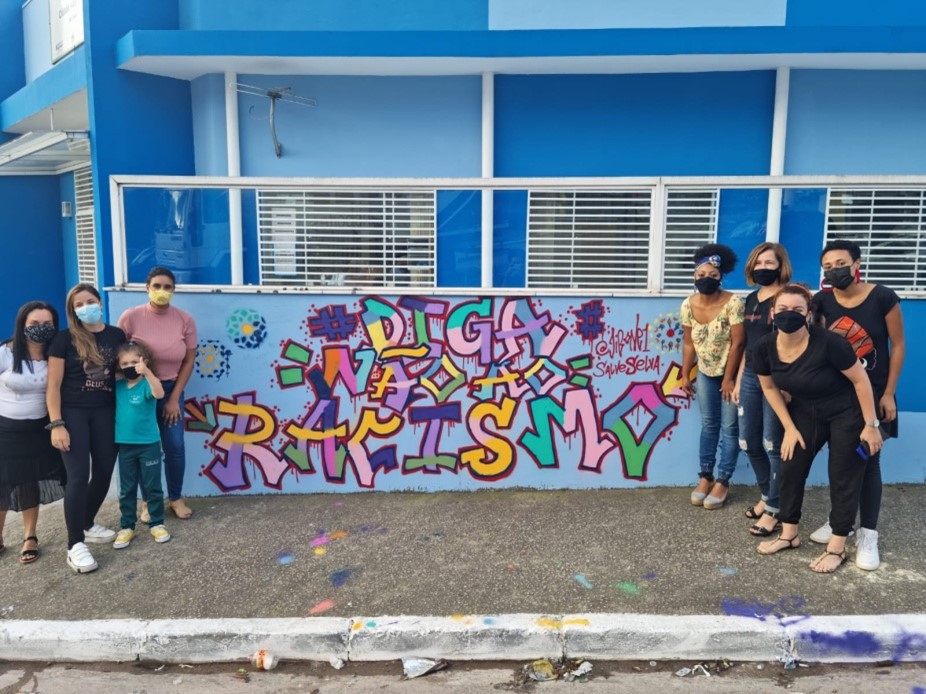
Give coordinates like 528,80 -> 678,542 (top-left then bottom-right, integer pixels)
74,166 -> 97,285
661,189 -> 719,290
257,190 -> 436,288
826,189 -> 926,291
527,190 -> 652,289
526,188 -> 718,290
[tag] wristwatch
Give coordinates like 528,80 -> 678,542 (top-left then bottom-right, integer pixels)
865,419 -> 880,428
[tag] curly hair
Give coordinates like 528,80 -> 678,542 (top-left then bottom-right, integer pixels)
692,243 -> 738,275
117,339 -> 159,379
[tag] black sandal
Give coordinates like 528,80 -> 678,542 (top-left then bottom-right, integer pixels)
19,536 -> 39,565
748,521 -> 783,537
811,549 -> 847,574
744,505 -> 763,520
757,534 -> 800,555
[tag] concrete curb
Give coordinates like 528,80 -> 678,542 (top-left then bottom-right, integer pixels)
0,614 -> 924,664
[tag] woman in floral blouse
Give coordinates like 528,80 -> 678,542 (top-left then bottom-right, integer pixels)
681,244 -> 745,510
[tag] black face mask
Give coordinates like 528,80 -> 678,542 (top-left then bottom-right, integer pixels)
694,277 -> 721,295
824,265 -> 855,290
752,268 -> 780,286
23,324 -> 56,344
773,310 -> 808,334
121,366 -> 140,380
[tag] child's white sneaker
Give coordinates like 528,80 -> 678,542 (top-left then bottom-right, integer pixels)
66,542 -> 98,573
113,529 -> 135,549
150,525 -> 171,544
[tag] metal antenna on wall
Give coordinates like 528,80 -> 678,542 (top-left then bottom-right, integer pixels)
235,83 -> 317,158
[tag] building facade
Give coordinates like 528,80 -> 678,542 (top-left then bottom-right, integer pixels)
1,0 -> 924,494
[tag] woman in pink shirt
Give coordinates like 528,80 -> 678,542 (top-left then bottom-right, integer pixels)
118,267 -> 198,520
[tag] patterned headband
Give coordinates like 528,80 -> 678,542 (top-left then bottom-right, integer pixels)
695,254 -> 722,269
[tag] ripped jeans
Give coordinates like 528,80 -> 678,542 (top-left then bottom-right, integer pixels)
737,366 -> 783,515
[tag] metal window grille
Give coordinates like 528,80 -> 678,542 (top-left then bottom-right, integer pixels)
660,189 -> 720,290
526,190 -> 652,289
74,166 -> 97,285
825,189 -> 926,292
526,188 -> 718,290
257,190 -> 436,288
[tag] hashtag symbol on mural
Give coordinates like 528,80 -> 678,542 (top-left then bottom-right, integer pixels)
309,305 -> 359,341
574,299 -> 605,342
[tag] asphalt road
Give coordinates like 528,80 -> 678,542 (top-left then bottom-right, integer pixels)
0,484 -> 924,621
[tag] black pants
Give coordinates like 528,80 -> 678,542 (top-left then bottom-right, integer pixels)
777,389 -> 868,537
60,406 -> 118,549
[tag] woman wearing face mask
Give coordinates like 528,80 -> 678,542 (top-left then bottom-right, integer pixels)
806,240 -> 904,571
47,284 -> 126,573
732,243 -> 792,537
117,267 -> 198,521
0,302 -> 66,564
752,284 -> 881,573
681,243 -> 744,510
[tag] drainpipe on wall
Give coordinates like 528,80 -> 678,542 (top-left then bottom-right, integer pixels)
481,72 -> 494,288
225,71 -> 244,285
766,67 -> 790,243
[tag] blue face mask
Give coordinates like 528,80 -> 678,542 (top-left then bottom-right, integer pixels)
75,303 -> 103,326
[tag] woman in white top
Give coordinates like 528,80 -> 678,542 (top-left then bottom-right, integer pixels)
0,301 -> 66,564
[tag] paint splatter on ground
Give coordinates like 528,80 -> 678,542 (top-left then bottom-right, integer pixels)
310,536 -> 330,547
309,599 -> 335,615
720,567 -> 737,577
329,568 -> 354,587
643,571 -> 658,581
314,547 -> 327,556
573,573 -> 593,590
276,551 -> 295,566
536,617 -> 591,629
615,581 -> 642,595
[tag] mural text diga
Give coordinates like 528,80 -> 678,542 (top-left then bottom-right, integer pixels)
183,296 -> 696,492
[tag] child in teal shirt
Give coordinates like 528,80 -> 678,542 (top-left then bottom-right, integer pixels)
113,342 -> 171,548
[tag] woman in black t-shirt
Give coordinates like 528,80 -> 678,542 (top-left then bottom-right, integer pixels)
807,239 -> 905,572
752,284 -> 882,574
47,284 -> 126,574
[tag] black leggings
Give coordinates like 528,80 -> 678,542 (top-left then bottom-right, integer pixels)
60,406 -> 118,549
777,390 -> 868,537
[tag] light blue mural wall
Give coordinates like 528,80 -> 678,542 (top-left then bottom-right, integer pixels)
785,70 -> 926,175
105,290 -> 925,496
489,0 -> 787,30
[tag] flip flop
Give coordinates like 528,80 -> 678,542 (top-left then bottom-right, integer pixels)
19,536 -> 39,565
810,550 -> 847,574
757,534 -> 800,555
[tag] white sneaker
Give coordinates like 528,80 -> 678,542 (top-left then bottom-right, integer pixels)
855,527 -> 880,571
66,542 -> 98,573
83,523 -> 116,544
809,522 -> 855,545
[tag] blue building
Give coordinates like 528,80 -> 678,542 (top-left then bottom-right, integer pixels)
1,0 -> 924,494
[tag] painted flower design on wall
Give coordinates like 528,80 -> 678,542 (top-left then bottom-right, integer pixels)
226,308 -> 268,349
194,340 -> 232,379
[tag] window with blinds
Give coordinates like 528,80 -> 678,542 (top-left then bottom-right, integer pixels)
74,166 -> 97,285
661,189 -> 720,290
826,189 -> 926,292
257,190 -> 436,288
526,188 -> 718,290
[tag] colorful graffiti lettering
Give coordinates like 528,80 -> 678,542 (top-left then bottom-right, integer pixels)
186,297 -> 697,491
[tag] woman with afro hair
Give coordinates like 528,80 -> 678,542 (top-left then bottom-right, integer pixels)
681,243 -> 745,510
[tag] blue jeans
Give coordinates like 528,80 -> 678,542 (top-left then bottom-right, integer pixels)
157,380 -> 187,500
695,371 -> 739,483
737,366 -> 783,514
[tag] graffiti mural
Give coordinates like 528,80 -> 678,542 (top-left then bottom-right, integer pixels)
111,293 -> 703,494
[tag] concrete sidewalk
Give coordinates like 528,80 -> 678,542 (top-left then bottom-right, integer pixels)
0,485 -> 924,663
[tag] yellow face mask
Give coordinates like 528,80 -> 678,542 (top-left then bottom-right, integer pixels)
148,289 -> 173,306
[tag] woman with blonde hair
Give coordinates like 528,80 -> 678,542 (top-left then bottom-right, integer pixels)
47,284 -> 126,573
733,242 -> 792,537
